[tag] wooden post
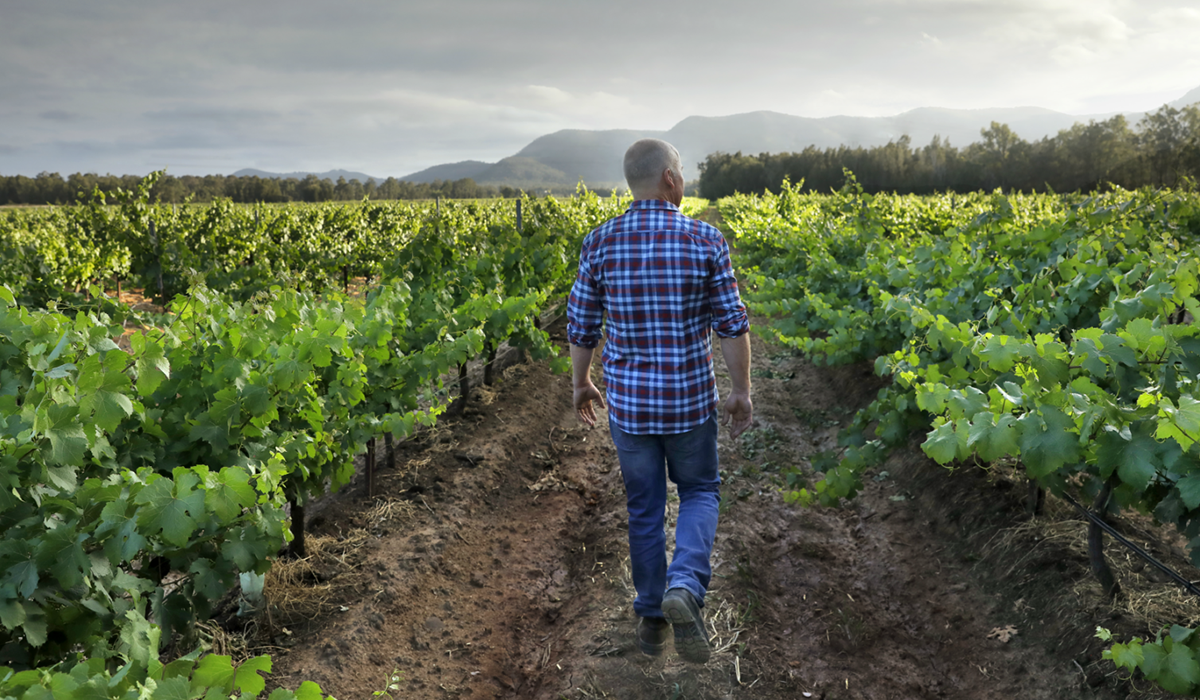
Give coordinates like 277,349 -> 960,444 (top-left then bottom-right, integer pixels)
150,220 -> 165,304
516,199 -> 522,233
366,438 -> 376,498
458,362 -> 469,413
1088,479 -> 1121,599
290,501 -> 306,558
385,433 -> 395,472
484,344 -> 498,386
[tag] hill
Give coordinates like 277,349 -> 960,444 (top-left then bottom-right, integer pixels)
246,85 -> 1200,189
231,168 -> 381,183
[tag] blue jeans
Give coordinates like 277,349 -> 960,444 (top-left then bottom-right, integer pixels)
609,412 -> 721,619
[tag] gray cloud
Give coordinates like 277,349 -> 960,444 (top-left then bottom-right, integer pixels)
38,110 -> 78,122
1,0 -> 1196,176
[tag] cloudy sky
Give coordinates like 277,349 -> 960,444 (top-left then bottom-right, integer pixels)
3,0 -> 1198,178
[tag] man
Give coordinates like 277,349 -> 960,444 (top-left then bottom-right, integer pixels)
566,138 -> 753,664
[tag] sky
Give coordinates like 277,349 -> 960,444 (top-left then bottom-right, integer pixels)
2,0 -> 1199,178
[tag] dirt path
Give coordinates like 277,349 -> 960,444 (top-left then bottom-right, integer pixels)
263,320 -> 1167,699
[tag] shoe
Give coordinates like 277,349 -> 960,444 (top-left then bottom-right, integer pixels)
661,588 -> 711,663
637,616 -> 669,656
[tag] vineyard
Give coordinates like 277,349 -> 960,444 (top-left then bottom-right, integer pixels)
3,176 -> 1200,698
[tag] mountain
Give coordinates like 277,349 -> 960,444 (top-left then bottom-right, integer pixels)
243,84 -> 1200,189
231,168 -> 381,183
401,102 -> 1175,189
399,160 -> 492,183
1171,86 -> 1200,109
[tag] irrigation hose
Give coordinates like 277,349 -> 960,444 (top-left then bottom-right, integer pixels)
1060,491 -> 1200,599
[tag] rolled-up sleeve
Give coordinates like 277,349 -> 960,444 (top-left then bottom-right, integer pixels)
566,238 -> 604,348
709,237 -> 749,338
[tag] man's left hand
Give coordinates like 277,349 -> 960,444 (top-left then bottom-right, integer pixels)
574,382 -> 606,428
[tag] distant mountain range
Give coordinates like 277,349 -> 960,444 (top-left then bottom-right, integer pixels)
231,168 -> 379,183
237,85 -> 1200,189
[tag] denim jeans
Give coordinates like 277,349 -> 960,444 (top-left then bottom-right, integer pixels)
609,411 -> 721,618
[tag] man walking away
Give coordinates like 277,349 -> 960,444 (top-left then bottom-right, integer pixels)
566,138 -> 752,664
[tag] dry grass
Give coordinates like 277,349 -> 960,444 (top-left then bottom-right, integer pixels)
262,531 -> 369,626
982,505 -> 1200,638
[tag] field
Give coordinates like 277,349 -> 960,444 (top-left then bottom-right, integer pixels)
258,312 -> 1193,700
2,181 -> 1200,698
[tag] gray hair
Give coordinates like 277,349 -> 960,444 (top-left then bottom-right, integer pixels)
623,138 -> 682,195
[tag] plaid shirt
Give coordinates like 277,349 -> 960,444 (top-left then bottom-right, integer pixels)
567,199 -> 749,435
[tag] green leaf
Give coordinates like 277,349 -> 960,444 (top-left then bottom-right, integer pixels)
45,419 -> 88,468
948,387 -> 988,420
1158,395 -> 1200,451
967,412 -> 1019,462
205,468 -> 255,523
46,330 -> 70,364
118,608 -> 160,667
221,527 -> 270,572
1156,641 -> 1200,694
1096,424 -> 1160,492
1029,353 -> 1069,388
190,654 -> 234,694
134,341 -> 170,397
189,416 -> 230,453
37,529 -> 89,590
8,560 -> 39,599
188,559 -> 229,602
1178,475 -> 1200,510
151,677 -> 193,700
241,384 -> 273,417
104,515 -> 148,564
976,334 -> 1023,373
134,477 -> 201,548
233,656 -> 272,697
293,680 -> 325,700
84,390 -> 135,432
1017,406 -> 1080,479
0,599 -> 26,630
922,420 -> 959,465
45,364 -> 77,380
22,605 -> 47,647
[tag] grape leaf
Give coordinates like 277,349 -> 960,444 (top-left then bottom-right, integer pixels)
1097,424 -> 1160,492
134,477 -> 202,548
205,468 -> 256,523
1017,406 -> 1080,478
234,656 -> 272,697
1177,475 -> 1200,510
150,677 -> 192,700
967,412 -> 1020,462
1153,642 -> 1200,695
190,654 -> 235,694
1157,396 -> 1200,451
922,420 -> 960,465
220,527 -> 270,572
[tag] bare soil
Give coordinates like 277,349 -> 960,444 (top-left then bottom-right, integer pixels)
254,318 -> 1197,700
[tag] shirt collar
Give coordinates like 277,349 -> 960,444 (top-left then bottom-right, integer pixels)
627,199 -> 681,212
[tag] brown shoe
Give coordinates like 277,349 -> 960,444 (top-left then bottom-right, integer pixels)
637,616 -> 669,656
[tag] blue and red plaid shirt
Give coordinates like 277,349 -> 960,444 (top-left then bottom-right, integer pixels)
566,199 -> 749,435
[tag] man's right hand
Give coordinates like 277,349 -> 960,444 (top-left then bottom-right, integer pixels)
722,390 -> 753,439
574,382 -> 606,428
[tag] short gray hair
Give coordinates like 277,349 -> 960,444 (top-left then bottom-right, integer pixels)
623,138 -> 682,194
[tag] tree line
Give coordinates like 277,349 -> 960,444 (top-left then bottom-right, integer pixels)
0,172 -> 543,206
698,103 -> 1200,198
